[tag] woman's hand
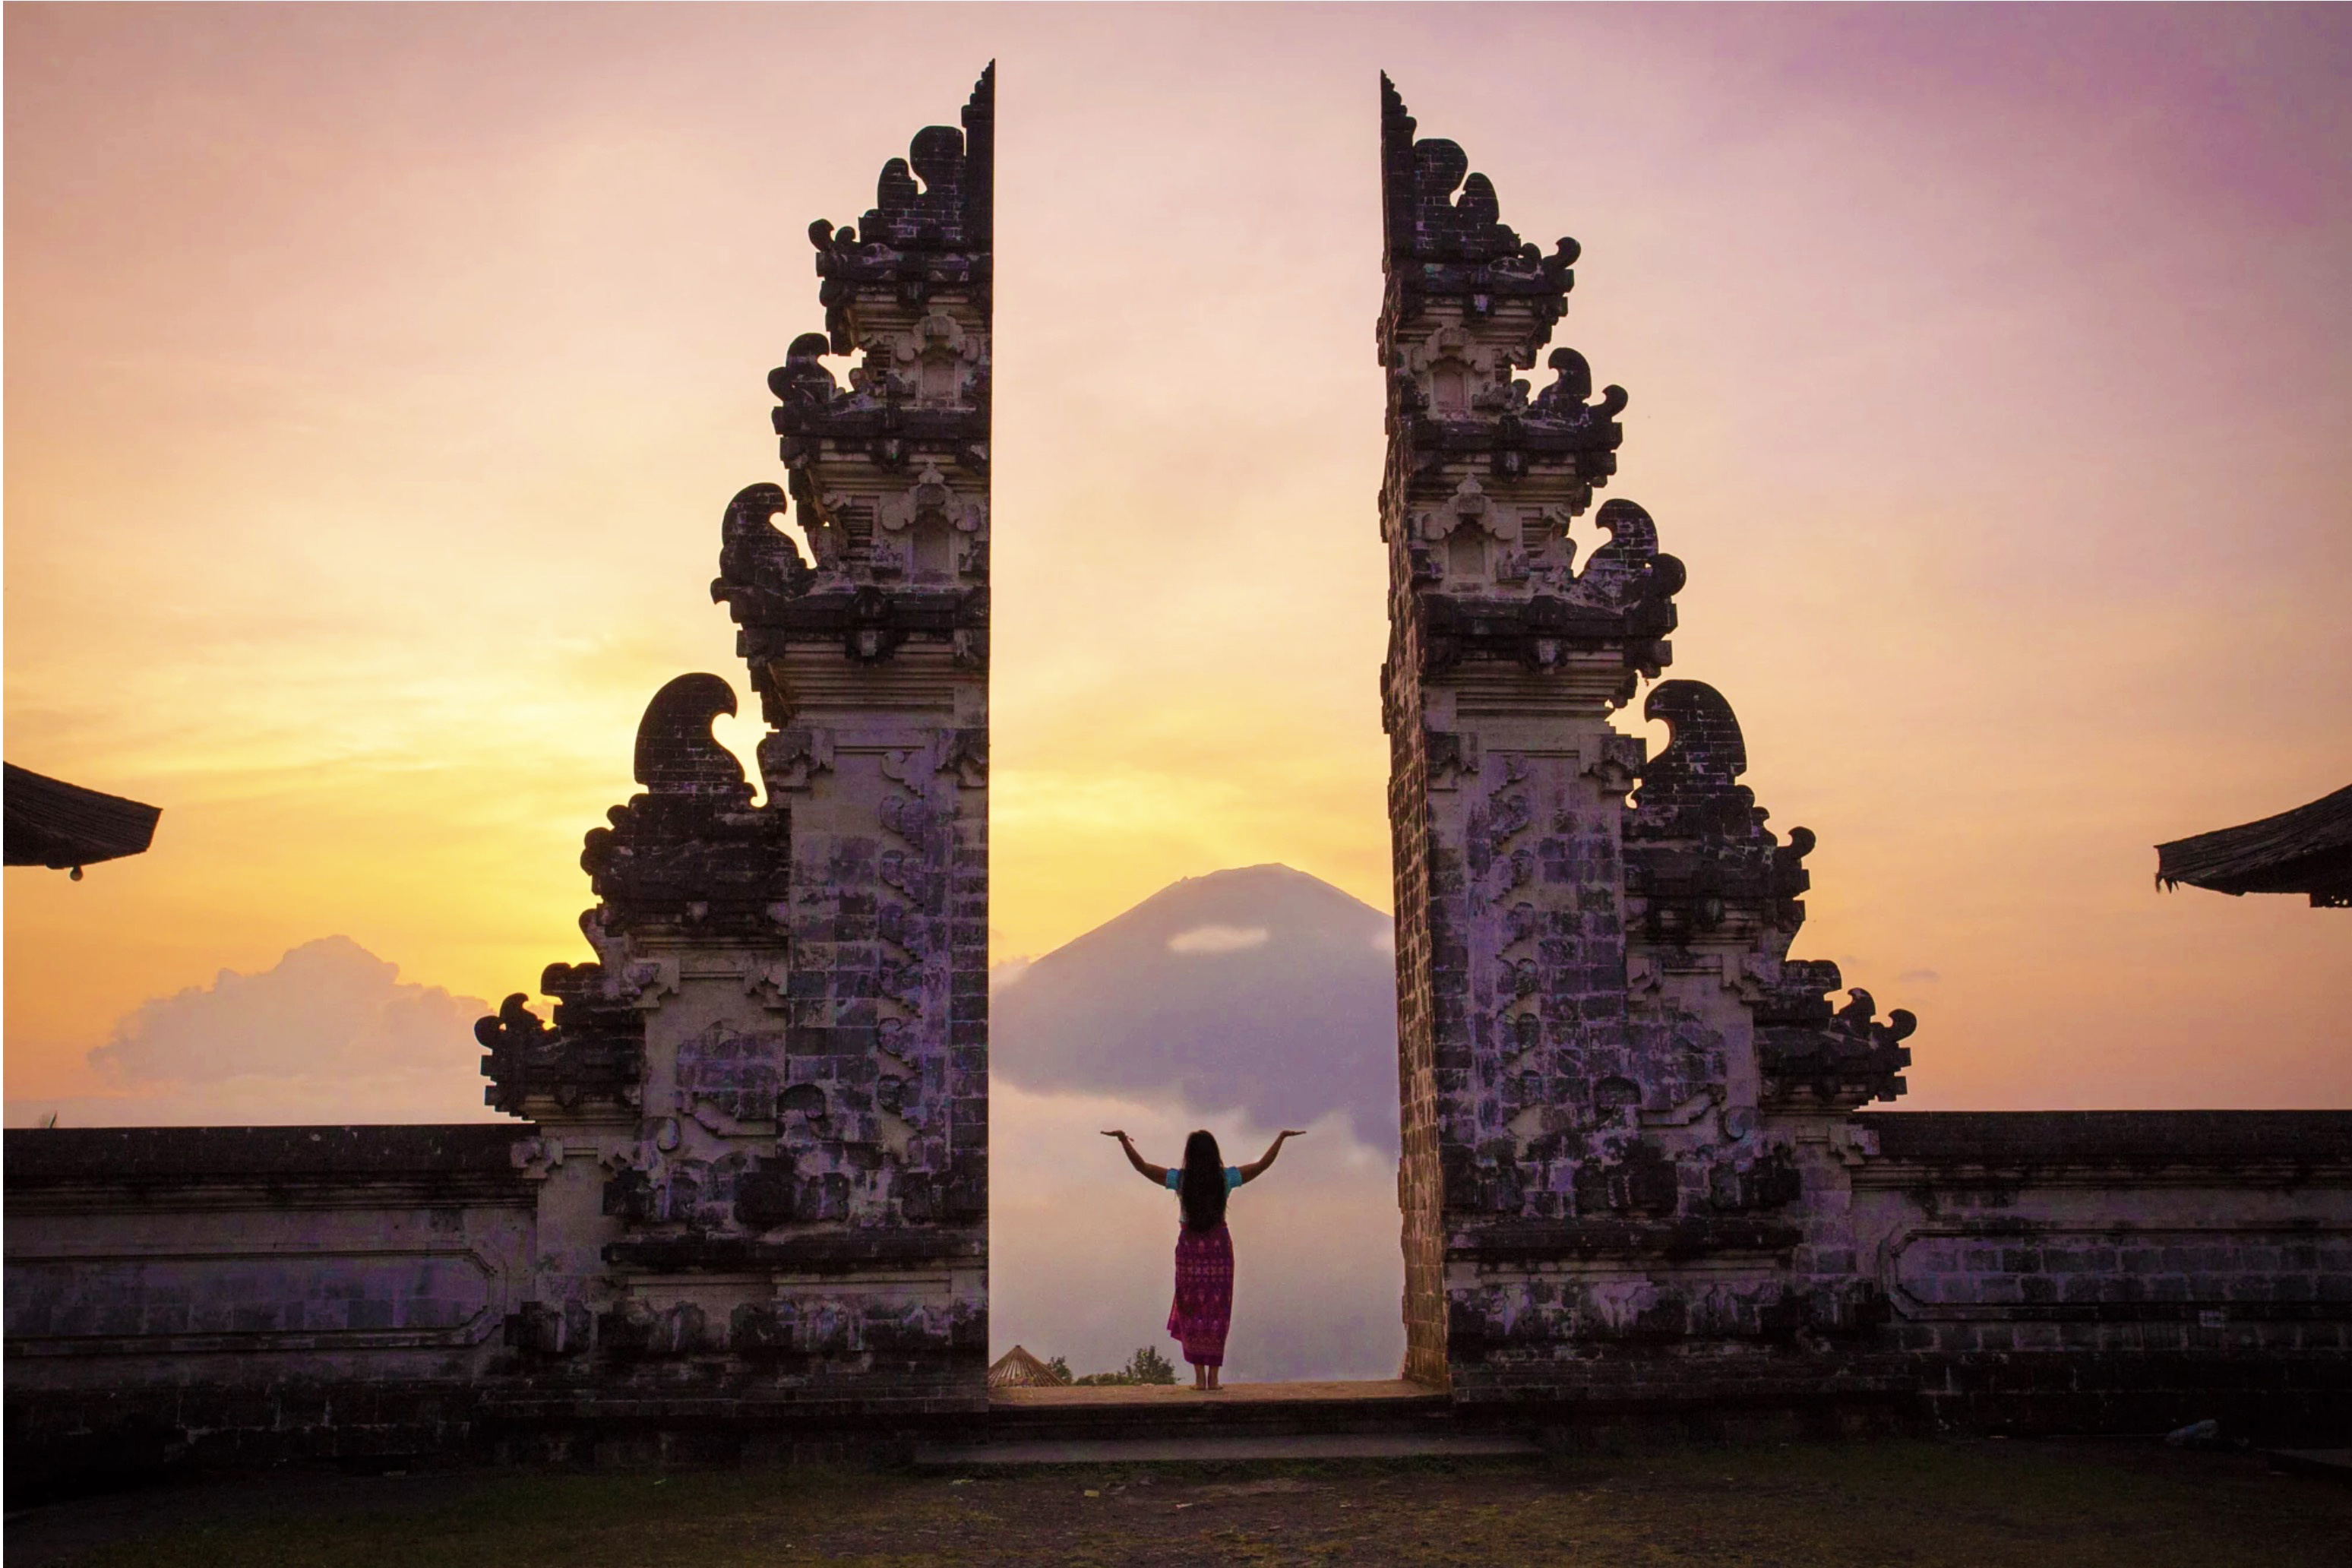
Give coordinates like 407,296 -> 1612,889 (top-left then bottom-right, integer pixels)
1099,1130 -> 1130,1143
1279,1129 -> 1307,1140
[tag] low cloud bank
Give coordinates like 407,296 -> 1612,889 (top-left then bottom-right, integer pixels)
8,937 -> 499,1127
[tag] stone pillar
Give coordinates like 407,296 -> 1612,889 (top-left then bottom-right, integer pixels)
476,65 -> 994,1421
1380,76 -> 1915,1405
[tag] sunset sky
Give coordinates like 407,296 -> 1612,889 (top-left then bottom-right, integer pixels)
7,4 -> 2348,1122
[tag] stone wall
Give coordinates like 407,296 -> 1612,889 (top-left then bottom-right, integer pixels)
1854,1111 -> 2352,1437
5,1126 -> 535,1487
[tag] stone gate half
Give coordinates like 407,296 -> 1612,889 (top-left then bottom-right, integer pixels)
477,62 -> 1000,1413
1377,75 -> 2351,1424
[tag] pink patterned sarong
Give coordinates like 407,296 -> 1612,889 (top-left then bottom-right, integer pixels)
1167,1223 -> 1234,1367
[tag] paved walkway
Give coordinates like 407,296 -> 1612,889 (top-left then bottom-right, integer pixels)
991,1379 -> 1437,1408
917,1430 -> 1539,1466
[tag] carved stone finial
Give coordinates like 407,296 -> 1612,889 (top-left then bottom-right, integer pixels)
1642,680 -> 1749,792
475,986 -> 645,1119
1756,977 -> 1919,1108
1380,72 -> 1579,335
713,482 -> 810,612
633,675 -> 752,801
767,334 -> 839,409
1380,77 -> 1656,705
576,680 -> 789,937
475,993 -> 549,1053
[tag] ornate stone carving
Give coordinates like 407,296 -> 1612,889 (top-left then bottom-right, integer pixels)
1380,74 -> 1580,350
713,482 -> 812,604
577,675 -> 790,939
476,986 -> 643,1118
1756,968 -> 1917,1108
757,728 -> 834,792
1383,76 -> 1917,1398
1624,685 -> 1812,938
940,728 -> 988,787
476,62 -> 992,1393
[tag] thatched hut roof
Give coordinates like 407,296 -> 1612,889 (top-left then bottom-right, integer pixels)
986,1344 -> 1067,1389
2156,784 -> 2352,908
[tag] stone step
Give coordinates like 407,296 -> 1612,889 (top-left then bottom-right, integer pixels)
981,1379 -> 1457,1442
961,1378 -> 1519,1455
915,1430 -> 1542,1468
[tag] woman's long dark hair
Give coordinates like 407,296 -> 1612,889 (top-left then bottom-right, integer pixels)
1178,1130 -> 1228,1231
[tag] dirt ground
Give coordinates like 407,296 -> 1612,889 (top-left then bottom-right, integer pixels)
8,1438 -> 2349,1567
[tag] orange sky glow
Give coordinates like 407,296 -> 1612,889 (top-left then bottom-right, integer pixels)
7,5 -> 2347,1118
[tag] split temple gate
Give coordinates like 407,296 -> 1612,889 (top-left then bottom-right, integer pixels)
8,69 -> 2348,1484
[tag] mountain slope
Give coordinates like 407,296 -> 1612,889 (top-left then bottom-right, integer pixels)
992,865 -> 1402,1152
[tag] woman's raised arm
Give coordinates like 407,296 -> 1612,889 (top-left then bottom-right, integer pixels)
1100,1130 -> 1169,1185
1238,1129 -> 1307,1183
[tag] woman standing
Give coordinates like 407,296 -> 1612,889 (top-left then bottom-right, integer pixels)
1101,1126 -> 1305,1390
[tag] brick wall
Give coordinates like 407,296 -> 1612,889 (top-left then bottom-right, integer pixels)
5,1126 -> 536,1488
1854,1111 -> 2352,1437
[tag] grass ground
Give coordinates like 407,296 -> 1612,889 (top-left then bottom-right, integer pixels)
9,1439 -> 2348,1567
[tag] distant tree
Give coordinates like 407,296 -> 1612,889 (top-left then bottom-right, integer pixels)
1073,1346 -> 1179,1386
1045,1355 -> 1072,1384
1070,1346 -> 1178,1386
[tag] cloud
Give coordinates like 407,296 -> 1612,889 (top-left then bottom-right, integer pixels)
990,957 -> 1035,995
12,937 -> 502,1127
91,936 -> 481,1083
1166,924 -> 1269,955
1897,969 -> 1943,985
990,1082 -> 1404,1383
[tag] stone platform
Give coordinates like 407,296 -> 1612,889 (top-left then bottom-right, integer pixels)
919,1380 -> 1540,1465
993,1380 -> 1440,1412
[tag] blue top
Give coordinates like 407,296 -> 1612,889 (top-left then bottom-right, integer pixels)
1165,1166 -> 1244,1194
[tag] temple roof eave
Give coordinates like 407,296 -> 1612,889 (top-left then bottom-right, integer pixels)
2,763 -> 162,872
2155,783 -> 2352,906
